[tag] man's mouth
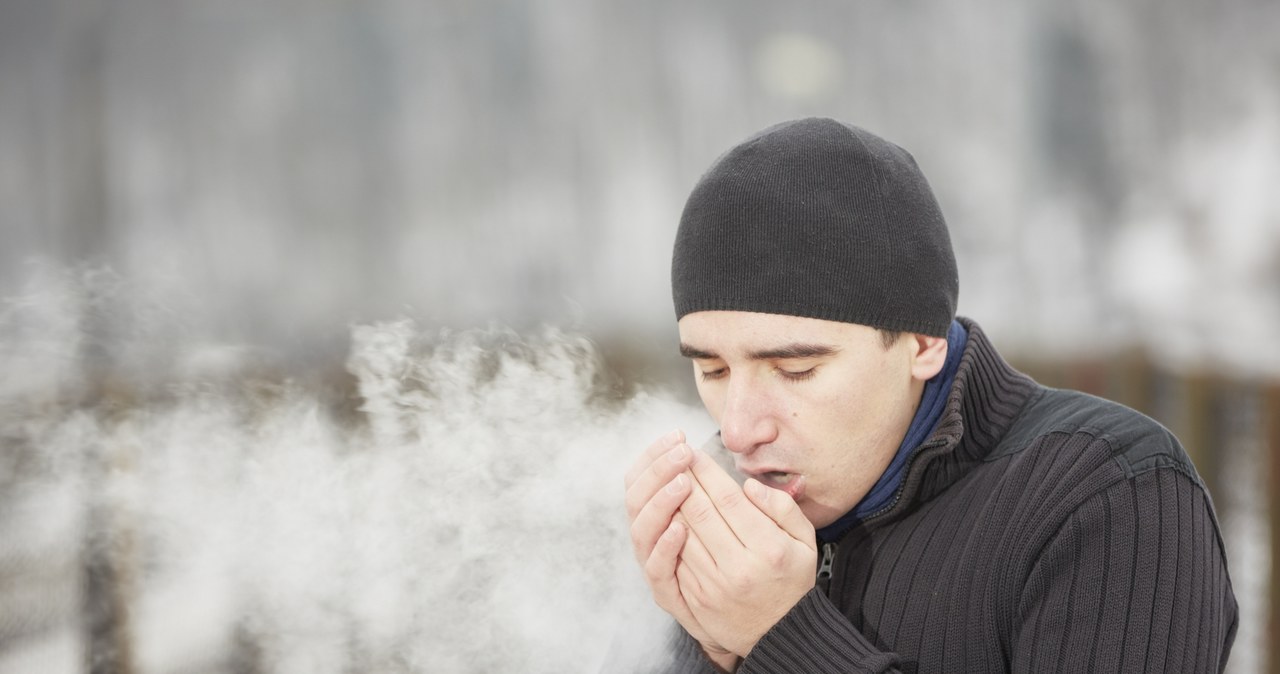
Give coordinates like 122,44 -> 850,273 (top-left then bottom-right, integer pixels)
749,470 -> 807,501
761,471 -> 797,485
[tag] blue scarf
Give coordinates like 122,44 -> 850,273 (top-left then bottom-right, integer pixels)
816,320 -> 967,543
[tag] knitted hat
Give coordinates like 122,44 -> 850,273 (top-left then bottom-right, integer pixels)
671,118 -> 958,337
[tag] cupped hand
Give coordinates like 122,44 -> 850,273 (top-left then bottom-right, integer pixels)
674,448 -> 817,657
624,431 -> 734,660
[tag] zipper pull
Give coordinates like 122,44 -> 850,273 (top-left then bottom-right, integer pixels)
816,542 -> 836,595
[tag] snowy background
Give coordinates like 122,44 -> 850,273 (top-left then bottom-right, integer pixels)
1,0 -> 1277,672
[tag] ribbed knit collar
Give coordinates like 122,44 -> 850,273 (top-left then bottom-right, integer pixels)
816,320 -> 968,542
878,317 -> 1039,521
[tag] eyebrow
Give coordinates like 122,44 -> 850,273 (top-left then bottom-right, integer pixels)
679,342 -> 840,361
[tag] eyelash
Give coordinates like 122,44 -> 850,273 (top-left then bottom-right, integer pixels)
699,368 -> 727,382
777,367 -> 816,382
698,367 -> 816,382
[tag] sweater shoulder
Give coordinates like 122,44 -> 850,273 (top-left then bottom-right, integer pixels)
990,385 -> 1201,485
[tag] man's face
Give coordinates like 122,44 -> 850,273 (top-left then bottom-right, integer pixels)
677,310 -> 927,528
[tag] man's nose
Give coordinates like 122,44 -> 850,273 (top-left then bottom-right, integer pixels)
718,376 -> 778,454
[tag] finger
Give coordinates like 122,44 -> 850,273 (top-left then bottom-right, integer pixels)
645,519 -> 727,647
676,520 -> 718,574
685,448 -> 777,544
624,429 -> 685,488
744,478 -> 815,549
645,521 -> 705,629
675,558 -> 707,612
630,472 -> 693,565
673,530 -> 715,612
625,441 -> 694,521
644,519 -> 686,589
677,469 -> 751,565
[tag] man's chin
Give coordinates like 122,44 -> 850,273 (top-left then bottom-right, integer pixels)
801,505 -> 829,529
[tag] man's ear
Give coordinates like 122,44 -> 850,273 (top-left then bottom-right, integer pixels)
909,334 -> 948,381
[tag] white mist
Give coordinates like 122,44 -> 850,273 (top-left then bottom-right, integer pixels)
0,271 -> 716,673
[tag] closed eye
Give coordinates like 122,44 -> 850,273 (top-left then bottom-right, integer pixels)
699,367 -> 728,382
776,366 -> 817,381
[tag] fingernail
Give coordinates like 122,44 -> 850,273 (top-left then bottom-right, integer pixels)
665,473 -> 687,494
747,478 -> 769,503
665,428 -> 683,443
666,443 -> 688,463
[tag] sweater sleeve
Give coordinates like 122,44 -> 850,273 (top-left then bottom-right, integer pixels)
663,627 -> 722,674
661,592 -> 902,674
1012,466 -> 1238,673
737,588 -> 902,674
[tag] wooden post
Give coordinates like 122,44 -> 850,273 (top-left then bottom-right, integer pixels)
1180,372 -> 1219,500
57,0 -> 138,668
1113,349 -> 1154,418
1266,383 -> 1280,674
1074,358 -> 1111,398
230,619 -> 264,674
83,473 -> 134,674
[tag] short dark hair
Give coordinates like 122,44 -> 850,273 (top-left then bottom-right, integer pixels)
878,329 -> 903,349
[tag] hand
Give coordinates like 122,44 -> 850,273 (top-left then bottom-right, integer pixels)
624,430 -> 733,658
673,448 -> 817,657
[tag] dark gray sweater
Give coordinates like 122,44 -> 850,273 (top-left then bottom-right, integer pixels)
666,318 -> 1238,673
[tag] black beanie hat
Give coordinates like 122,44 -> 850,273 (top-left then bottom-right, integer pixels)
671,118 -> 958,337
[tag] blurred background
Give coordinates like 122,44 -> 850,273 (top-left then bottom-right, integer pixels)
1,0 -> 1278,672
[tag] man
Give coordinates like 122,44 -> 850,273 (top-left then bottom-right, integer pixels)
623,118 -> 1237,673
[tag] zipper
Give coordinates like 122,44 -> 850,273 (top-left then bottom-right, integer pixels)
816,542 -> 837,595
